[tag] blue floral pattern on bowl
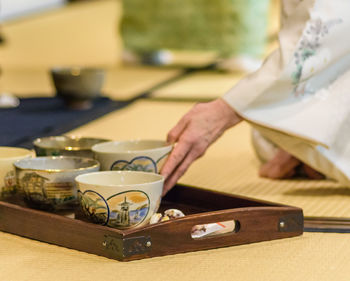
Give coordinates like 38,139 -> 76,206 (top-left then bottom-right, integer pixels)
110,152 -> 170,173
111,156 -> 157,173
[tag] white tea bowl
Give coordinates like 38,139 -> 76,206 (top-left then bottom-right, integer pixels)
75,171 -> 164,229
92,140 -> 173,173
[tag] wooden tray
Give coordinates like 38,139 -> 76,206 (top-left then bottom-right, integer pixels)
0,184 -> 303,261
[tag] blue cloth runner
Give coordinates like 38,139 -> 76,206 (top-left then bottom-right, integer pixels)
0,97 -> 127,148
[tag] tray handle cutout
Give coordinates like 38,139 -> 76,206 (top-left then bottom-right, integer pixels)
191,220 -> 240,239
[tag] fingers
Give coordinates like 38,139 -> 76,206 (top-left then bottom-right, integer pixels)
162,170 -> 181,196
300,164 -> 325,179
162,146 -> 205,196
162,99 -> 242,195
259,149 -> 325,180
167,114 -> 189,144
160,136 -> 193,179
259,149 -> 300,179
282,168 -> 296,179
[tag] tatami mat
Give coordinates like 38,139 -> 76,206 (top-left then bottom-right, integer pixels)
1,230 -> 350,281
68,100 -> 348,218
0,0 -> 122,68
103,66 -> 182,100
1,66 -> 182,101
149,70 -> 246,101
164,50 -> 219,68
1,68 -> 54,97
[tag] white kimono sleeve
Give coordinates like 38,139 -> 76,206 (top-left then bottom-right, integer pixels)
222,0 -> 350,185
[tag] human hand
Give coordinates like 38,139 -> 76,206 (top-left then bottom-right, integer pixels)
259,148 -> 325,179
161,98 -> 242,195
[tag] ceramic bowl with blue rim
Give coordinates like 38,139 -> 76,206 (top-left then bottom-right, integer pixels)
91,140 -> 173,173
14,156 -> 100,210
75,171 -> 164,229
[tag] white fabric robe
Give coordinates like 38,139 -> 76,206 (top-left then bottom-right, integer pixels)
223,0 -> 350,185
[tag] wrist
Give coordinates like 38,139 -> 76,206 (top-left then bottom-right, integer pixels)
217,98 -> 243,128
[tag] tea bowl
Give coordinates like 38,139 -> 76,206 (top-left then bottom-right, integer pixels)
50,67 -> 105,110
34,135 -> 110,158
0,147 -> 33,198
76,171 -> 164,229
14,156 -> 100,210
91,140 -> 173,173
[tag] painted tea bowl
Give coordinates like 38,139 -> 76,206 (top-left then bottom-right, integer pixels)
91,140 -> 173,172
51,67 -> 105,110
0,147 -> 33,198
75,171 -> 164,229
14,156 -> 100,210
34,135 -> 110,158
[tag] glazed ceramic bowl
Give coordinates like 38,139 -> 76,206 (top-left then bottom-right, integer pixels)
51,67 -> 105,110
34,136 -> 110,158
76,171 -> 164,229
14,156 -> 100,210
92,140 -> 173,173
0,147 -> 33,198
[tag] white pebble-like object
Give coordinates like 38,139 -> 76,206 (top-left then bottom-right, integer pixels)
164,209 -> 185,219
149,213 -> 163,224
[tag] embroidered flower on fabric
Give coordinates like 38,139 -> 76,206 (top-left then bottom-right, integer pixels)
292,18 -> 342,95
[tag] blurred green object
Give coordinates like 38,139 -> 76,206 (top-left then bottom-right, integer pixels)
121,0 -> 270,58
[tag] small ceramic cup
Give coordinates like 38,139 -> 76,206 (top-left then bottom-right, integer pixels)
76,171 -> 164,229
14,156 -> 100,210
50,67 -> 105,110
91,140 -> 173,173
0,147 -> 33,198
33,135 -> 110,158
